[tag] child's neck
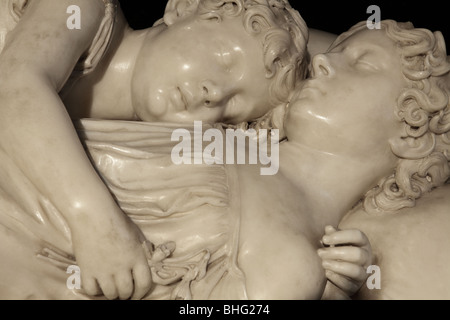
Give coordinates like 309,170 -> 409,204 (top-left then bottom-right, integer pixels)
76,13 -> 165,120
279,141 -> 385,227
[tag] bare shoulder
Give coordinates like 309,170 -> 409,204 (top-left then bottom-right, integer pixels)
7,0 -> 106,41
0,0 -> 112,90
339,184 -> 450,299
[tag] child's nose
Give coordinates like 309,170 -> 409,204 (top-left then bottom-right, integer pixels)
200,80 -> 234,107
311,54 -> 335,78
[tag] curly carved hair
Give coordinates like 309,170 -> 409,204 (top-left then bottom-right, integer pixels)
197,0 -> 309,107
334,20 -> 450,214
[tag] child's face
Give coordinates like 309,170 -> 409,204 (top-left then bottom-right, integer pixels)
132,13 -> 274,124
285,28 -> 406,160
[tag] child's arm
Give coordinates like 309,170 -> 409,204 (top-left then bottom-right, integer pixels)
318,226 -> 372,300
0,0 -> 151,300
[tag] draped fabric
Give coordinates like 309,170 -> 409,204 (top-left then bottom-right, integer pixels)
0,119 -> 248,299
0,0 -> 247,299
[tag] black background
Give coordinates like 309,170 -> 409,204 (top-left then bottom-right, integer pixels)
117,0 -> 449,50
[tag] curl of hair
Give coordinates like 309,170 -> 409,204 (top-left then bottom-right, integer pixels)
197,0 -> 309,107
364,152 -> 450,214
350,20 -> 450,214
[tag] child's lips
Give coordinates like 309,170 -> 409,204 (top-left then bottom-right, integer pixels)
170,86 -> 189,111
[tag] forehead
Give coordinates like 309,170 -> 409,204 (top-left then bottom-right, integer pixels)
170,13 -> 248,37
330,28 -> 398,53
166,14 -> 265,58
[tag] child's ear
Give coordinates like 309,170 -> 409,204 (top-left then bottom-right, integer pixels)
10,0 -> 29,21
163,0 -> 200,26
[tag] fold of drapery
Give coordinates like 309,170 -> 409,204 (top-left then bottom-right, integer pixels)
0,119 -> 247,299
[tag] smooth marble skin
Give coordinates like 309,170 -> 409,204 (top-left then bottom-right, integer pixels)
0,0 -> 310,300
307,21 -> 450,299
0,0 -> 449,300
224,19 -> 450,300
340,184 -> 450,300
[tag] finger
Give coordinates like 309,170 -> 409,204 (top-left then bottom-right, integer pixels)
322,260 -> 367,282
131,263 -> 152,300
318,246 -> 370,265
82,276 -> 102,297
115,270 -> 134,300
324,225 -> 337,235
325,270 -> 361,295
97,275 -> 119,300
322,229 -> 369,247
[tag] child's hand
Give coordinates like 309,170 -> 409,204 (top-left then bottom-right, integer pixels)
71,206 -> 153,300
318,226 -> 372,298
